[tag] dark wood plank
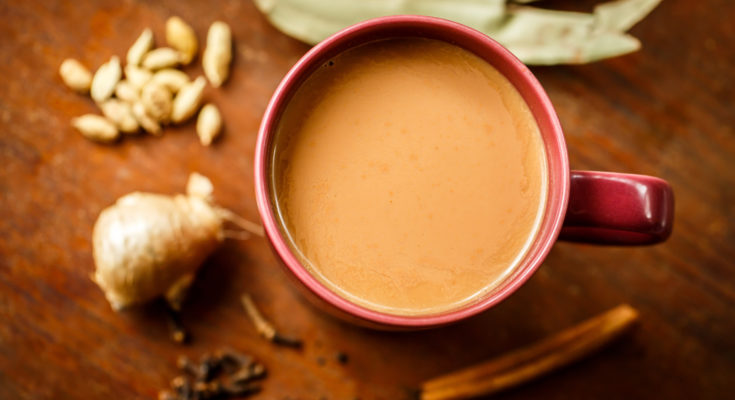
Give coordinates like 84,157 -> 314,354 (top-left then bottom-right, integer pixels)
0,0 -> 733,398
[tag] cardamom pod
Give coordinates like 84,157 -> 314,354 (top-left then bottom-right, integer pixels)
114,80 -> 140,103
132,101 -> 162,136
196,103 -> 222,146
141,82 -> 173,122
203,21 -> 232,87
100,99 -> 139,134
166,16 -> 198,65
124,65 -> 153,90
72,114 -> 119,143
126,28 -> 154,66
171,76 -> 206,123
59,58 -> 92,93
142,48 -> 182,70
151,69 -> 190,93
91,56 -> 121,103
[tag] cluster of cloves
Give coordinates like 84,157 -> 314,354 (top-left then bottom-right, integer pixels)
159,349 -> 266,400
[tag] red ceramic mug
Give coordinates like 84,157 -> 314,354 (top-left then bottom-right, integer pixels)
254,15 -> 674,329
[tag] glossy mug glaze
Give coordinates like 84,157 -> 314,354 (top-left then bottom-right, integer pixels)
254,15 -> 674,329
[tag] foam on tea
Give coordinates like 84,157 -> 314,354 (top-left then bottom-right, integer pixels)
271,38 -> 547,316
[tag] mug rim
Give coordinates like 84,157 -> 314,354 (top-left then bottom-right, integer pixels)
254,15 -> 569,328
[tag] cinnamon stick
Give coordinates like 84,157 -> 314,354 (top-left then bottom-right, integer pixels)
420,304 -> 639,400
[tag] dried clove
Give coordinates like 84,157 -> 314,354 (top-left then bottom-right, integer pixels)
241,293 -> 303,348
158,390 -> 178,400
176,355 -> 199,377
222,382 -> 261,397
163,349 -> 266,400
251,363 -> 266,378
171,375 -> 194,400
193,380 -> 261,399
197,352 -> 223,382
193,381 -> 223,399
177,354 -> 223,383
216,348 -> 254,370
230,362 -> 267,385
272,333 -> 304,348
164,302 -> 188,344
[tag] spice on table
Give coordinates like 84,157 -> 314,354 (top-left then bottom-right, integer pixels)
166,16 -> 198,65
241,293 -> 303,348
162,348 -> 266,400
142,47 -> 183,70
151,69 -> 191,93
225,382 -> 261,397
193,381 -> 222,398
127,28 -> 154,66
100,99 -> 139,134
60,17 -> 234,145
230,362 -> 267,384
419,304 -> 640,400
90,55 -> 121,103
216,348 -> 254,370
140,82 -> 173,122
171,375 -> 194,399
158,390 -> 178,400
132,101 -> 161,135
176,356 -> 200,377
198,381 -> 261,398
91,173 -> 262,343
59,58 -> 92,93
124,64 -> 153,89
164,301 -> 189,344
171,76 -> 206,123
71,114 -> 119,143
197,103 -> 223,146
203,21 -> 232,87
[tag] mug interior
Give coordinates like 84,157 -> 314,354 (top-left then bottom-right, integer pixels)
254,15 -> 569,328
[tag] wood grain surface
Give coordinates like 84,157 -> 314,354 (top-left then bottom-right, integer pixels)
1,0 -> 733,399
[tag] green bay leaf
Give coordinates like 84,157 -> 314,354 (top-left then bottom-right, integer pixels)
254,0 -> 661,65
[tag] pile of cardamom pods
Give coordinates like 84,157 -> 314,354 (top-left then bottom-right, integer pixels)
59,17 -> 231,146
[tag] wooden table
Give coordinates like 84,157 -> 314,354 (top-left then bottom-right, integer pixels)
1,0 -> 733,398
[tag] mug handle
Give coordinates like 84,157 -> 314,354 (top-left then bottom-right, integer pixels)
559,171 -> 674,245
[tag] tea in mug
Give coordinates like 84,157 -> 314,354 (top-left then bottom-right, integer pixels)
271,37 -> 547,316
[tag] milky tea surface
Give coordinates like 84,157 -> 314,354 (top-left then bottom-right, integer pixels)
271,38 -> 547,316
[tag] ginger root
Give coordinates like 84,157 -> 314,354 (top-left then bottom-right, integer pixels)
92,173 -> 260,310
